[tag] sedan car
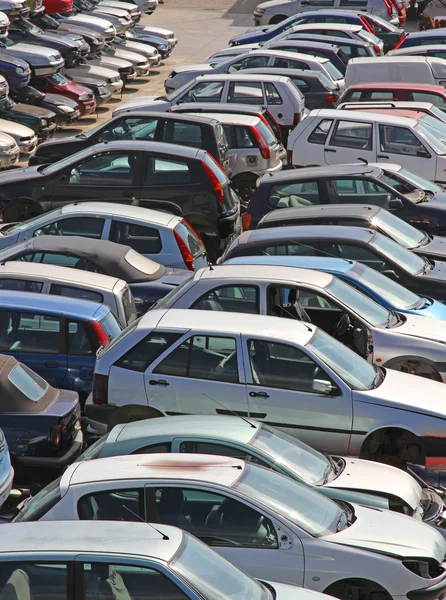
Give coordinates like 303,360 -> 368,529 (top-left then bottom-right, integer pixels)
13,452 -> 446,600
0,53 -> 31,88
11,85 -> 80,126
78,414 -> 446,529
0,118 -> 37,157
0,236 -> 192,314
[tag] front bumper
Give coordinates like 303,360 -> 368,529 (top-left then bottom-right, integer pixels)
253,11 -> 267,26
18,137 -> 38,155
135,64 -> 150,77
121,68 -> 136,82
106,79 -> 123,95
79,99 -> 97,115
407,571 -> 446,600
56,108 -> 81,125
147,54 -> 161,66
94,89 -> 112,104
0,151 -> 19,169
15,427 -> 84,469
39,122 -> 57,141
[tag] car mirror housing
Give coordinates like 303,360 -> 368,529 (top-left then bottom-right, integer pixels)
312,379 -> 333,395
388,198 -> 404,210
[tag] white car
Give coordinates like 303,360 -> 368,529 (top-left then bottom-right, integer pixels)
0,119 -> 37,156
87,308 -> 446,470
288,109 -> 446,184
15,452 -> 446,600
0,132 -> 19,168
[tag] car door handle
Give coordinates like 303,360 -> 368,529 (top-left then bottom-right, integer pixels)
45,361 -> 59,368
377,154 -> 389,159
149,379 -> 169,386
249,391 -> 270,398
324,148 -> 336,153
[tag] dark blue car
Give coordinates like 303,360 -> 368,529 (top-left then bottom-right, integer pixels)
229,14 -> 305,46
0,290 -> 122,399
0,53 -> 31,88
394,29 -> 446,49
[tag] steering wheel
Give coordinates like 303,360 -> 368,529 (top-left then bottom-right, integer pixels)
332,313 -> 352,339
123,121 -> 135,140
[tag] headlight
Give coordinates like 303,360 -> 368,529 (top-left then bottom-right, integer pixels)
256,6 -> 265,12
79,94 -> 89,100
15,66 -> 24,73
59,105 -> 74,113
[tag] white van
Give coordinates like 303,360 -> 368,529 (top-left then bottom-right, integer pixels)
345,56 -> 446,88
0,261 -> 137,326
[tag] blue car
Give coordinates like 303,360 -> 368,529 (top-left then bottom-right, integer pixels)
0,290 -> 122,398
224,255 -> 446,321
229,14 -> 302,46
0,54 -> 31,88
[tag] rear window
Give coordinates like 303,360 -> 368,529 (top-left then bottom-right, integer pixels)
174,220 -> 205,258
122,286 -> 138,324
321,60 -> 343,82
50,284 -> 103,303
8,363 -> 48,402
14,476 -> 62,522
99,311 -> 122,342
357,29 -> 381,46
256,120 -> 277,146
97,319 -> 140,359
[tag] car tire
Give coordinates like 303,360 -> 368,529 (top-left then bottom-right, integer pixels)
106,405 -> 164,432
359,427 -> 424,468
386,359 -> 442,382
325,579 -> 392,600
3,199 -> 42,223
269,15 -> 286,23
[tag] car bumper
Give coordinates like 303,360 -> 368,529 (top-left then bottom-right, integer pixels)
56,108 -> 82,126
135,64 -> 150,77
407,570 -> 446,600
15,428 -> 84,469
79,99 -> 97,115
253,12 -> 267,25
18,138 -> 38,155
39,122 -> 57,142
122,69 -> 137,82
33,60 -> 65,76
164,80 -> 174,93
106,80 -> 124,95
0,151 -> 20,169
85,393 -> 114,436
147,54 -> 161,66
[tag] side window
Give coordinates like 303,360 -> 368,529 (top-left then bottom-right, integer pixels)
308,119 -> 333,145
0,311 -> 61,354
39,253 -> 102,273
254,243 -> 319,256
275,57 -> 307,69
410,92 -> 446,111
0,563 -> 68,600
0,278 -> 43,293
222,124 -> 234,149
50,284 -> 103,303
268,181 -> 320,209
98,116 -> 159,142
153,335 -> 239,383
264,82 -> 283,105
180,441 -> 270,466
227,55 -> 270,72
83,563 -> 188,600
181,81 -> 225,103
131,442 -> 172,455
192,285 -> 260,314
145,487 -> 278,548
235,126 -> 255,148
34,217 -> 105,239
228,82 -> 264,105
332,243 -> 390,271
115,331 -> 182,372
248,338 -> 332,392
109,221 -> 162,254
330,120 -> 373,150
356,46 -> 369,56
164,121 -> 203,148
145,156 -> 192,186
379,125 -> 428,157
67,320 -> 95,356
290,78 -> 309,93
327,178 -> 392,207
78,489 -> 144,521
68,153 -> 137,186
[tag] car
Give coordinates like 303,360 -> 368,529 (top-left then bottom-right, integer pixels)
72,0 -> 133,34
121,29 -> 172,60
0,94 -> 56,142
0,202 -> 208,271
164,49 -> 345,94
392,29 -> 446,49
284,33 -> 378,59
0,354 -> 82,482
389,44 -> 446,61
262,40 -> 348,74
0,0 -> 28,20
0,53 -> 31,88
29,111 -> 231,176
224,254 -> 446,322
31,11 -> 106,52
10,85 -> 81,127
288,109 -> 446,184
0,260 -> 138,326
0,117 -> 36,156
99,45 -> 150,77
131,23 -> 177,47
66,63 -> 123,97
32,71 -> 98,116
0,131 -> 19,167
0,141 -> 240,261
336,82 -> 446,112
0,37 -> 64,77
50,10 -> 117,42
243,163 -> 446,233
0,427 -> 13,508
338,100 -> 446,125
83,54 -> 136,85
0,520 -> 316,600
113,34 -> 162,65
77,414 -> 446,529
88,307 -> 446,469
0,236 -> 192,314
221,224 -> 446,303
257,204 -> 446,264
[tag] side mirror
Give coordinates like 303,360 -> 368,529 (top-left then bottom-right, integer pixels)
312,379 -> 333,394
388,198 -> 404,210
382,269 -> 399,281
417,149 -> 430,159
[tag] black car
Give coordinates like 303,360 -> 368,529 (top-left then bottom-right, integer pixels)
30,111 -> 230,172
265,40 -> 348,74
286,34 -> 376,59
257,204 -> 446,263
244,164 -> 446,231
221,224 -> 446,302
0,95 -> 56,142
0,353 -> 82,484
11,85 -> 81,126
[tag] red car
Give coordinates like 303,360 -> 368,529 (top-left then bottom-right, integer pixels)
336,82 -> 446,111
33,72 -> 96,116
42,0 -> 72,13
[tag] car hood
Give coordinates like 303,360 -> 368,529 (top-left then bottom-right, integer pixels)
354,368 -> 446,420
114,95 -> 164,111
0,164 -> 42,183
392,312 -> 446,343
0,54 -> 28,69
324,503 -> 446,560
64,13 -> 115,28
139,25 -> 171,36
33,31 -> 80,48
56,79 -> 92,95
5,42 -> 60,59
423,260 -> 446,282
89,56 -> 132,68
119,39 -> 157,55
56,23 -> 103,41
68,63 -> 118,77
420,235 -> 446,259
425,192 -> 446,208
256,0 -> 286,10
12,103 -> 54,117
92,5 -> 129,17
325,457 -> 422,511
44,93 -> 79,108
0,118 -> 34,137
230,29 -> 266,44
109,48 -> 146,62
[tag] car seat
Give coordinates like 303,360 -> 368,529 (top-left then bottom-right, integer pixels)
209,350 -> 238,383
280,289 -> 311,321
199,298 -> 223,311
0,570 -> 30,600
249,340 -> 269,384
204,498 -> 268,545
158,489 -> 195,533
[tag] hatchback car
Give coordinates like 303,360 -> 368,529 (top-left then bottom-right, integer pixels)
262,40 -> 348,74
32,71 -> 97,117
336,82 -> 446,112
392,29 -> 446,49
285,34 -> 378,59
389,44 -> 446,62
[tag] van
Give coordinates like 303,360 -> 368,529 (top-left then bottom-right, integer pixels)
345,56 -> 446,88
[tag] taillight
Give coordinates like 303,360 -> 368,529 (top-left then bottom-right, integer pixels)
258,113 -> 274,134
91,320 -> 110,348
293,113 -> 302,127
250,125 -> 270,159
393,32 -> 407,50
372,42 -> 381,54
324,93 -> 338,106
174,228 -> 194,271
92,373 -> 109,405
360,15 -> 375,33
287,150 -> 293,166
49,424 -> 66,448
201,158 -> 225,203
183,217 -> 204,245
242,212 -> 253,230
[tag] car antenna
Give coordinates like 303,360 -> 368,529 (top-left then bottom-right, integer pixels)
202,392 -> 256,428
122,505 -> 170,540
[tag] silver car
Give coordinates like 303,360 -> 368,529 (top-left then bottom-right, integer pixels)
67,63 -> 123,95
0,119 -> 36,156
0,132 -> 19,168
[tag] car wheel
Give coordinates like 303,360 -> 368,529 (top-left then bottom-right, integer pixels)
386,359 -> 442,382
269,15 -> 286,23
325,579 -> 392,600
3,199 -> 42,223
106,404 -> 164,432
359,427 -> 424,469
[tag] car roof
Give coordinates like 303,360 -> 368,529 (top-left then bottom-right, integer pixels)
237,224 -> 376,245
270,40 -> 340,50
356,107 -> 428,119
137,308 -> 315,345
170,102 -> 266,115
78,140 -> 206,159
186,112 -> 259,125
60,202 -> 179,227
289,33 -> 370,46
349,55 -> 440,65
291,23 -> 363,32
242,68 -> 329,81
225,254 -> 355,274
64,453 -> 247,488
404,29 -> 446,38
0,289 -> 105,319
292,8 -> 363,15
345,81 -> 446,92
257,162 -> 383,183
340,101 -> 436,111
261,204 -> 381,224
198,73 -> 290,82
0,261 -> 124,291
113,415 -> 260,445
0,521 -> 181,561
309,108 -> 418,126
110,110 -> 221,126
390,44 -> 446,54
250,49 -> 327,63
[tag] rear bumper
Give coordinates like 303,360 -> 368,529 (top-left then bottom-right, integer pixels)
15,428 -> 83,468
85,393 -> 115,436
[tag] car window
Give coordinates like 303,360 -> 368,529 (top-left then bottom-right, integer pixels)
227,55 -> 270,73
179,441 -> 270,466
327,178 -> 393,207
145,156 -> 192,186
181,80 -> 225,103
115,331 -> 182,372
164,120 -> 203,148
308,119 -> 333,144
50,284 -> 103,303
330,120 -> 373,151
34,217 -> 105,239
78,489 -> 144,521
145,486 -> 278,548
14,476 -> 62,522
0,278 -> 43,293
235,126 -> 255,148
8,362 -> 48,401
153,335 -> 239,383
290,78 -> 309,93
228,82 -> 264,105
0,563 -> 68,600
268,181 -> 320,209
110,221 -> 162,254
131,442 -> 172,455
247,338 -> 332,392
251,242 -> 319,256
379,125 -> 426,157
68,152 -> 137,186
274,57 -> 308,69
264,82 -> 283,105
330,243 -> 391,271
0,310 -> 61,354
25,252 -> 103,273
192,285 -> 260,314
67,320 -> 95,356
409,91 -> 446,111
98,116 -> 159,142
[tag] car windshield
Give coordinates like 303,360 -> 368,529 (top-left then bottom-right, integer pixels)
233,463 -> 344,536
165,79 -> 199,102
321,59 -> 343,81
326,278 -> 390,327
7,210 -> 63,235
370,14 -> 401,31
170,534 -> 268,600
372,210 -> 427,249
308,328 -> 378,390
42,147 -> 99,175
76,433 -> 109,461
416,117 -> 446,155
370,232 -> 427,275
347,262 -> 423,310
49,71 -> 71,85
8,363 -> 48,402
250,424 -> 330,484
392,167 -> 443,193
14,476 -> 62,522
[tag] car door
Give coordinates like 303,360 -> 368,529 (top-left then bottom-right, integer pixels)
144,332 -> 250,417
376,123 -> 437,181
50,150 -> 143,209
241,336 -> 353,454
27,216 -> 107,241
94,115 -> 162,143
324,118 -> 376,164
301,117 -> 335,165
